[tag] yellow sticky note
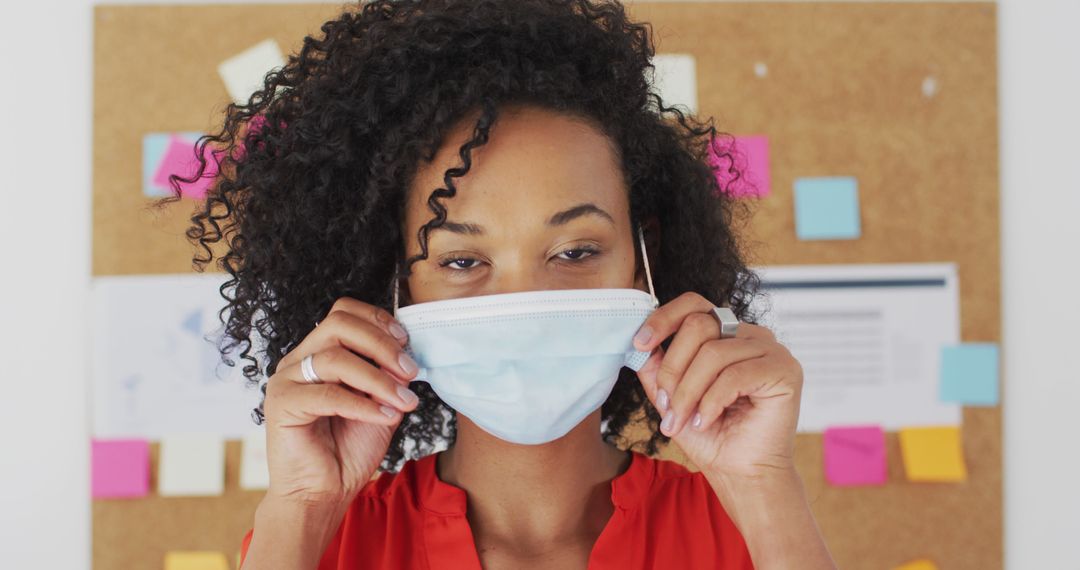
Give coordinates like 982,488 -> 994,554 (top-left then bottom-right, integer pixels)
893,559 -> 939,570
164,551 -> 229,570
898,426 -> 967,482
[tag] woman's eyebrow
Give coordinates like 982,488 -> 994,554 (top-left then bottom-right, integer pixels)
546,203 -> 615,227
436,202 -> 615,236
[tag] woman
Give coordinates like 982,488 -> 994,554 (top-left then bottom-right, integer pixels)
158,0 -> 836,568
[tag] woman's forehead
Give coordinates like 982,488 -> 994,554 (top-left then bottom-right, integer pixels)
405,106 -> 629,230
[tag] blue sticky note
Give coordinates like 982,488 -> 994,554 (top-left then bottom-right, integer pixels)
142,131 -> 204,198
793,176 -> 861,240
940,343 -> 999,406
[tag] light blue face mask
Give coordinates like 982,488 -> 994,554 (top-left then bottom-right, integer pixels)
392,226 -> 660,445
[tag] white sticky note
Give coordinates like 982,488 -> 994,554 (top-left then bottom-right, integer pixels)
159,433 -> 226,496
240,430 -> 270,490
646,53 -> 697,115
218,39 -> 286,105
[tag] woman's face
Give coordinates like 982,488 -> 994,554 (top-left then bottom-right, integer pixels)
399,104 -> 650,305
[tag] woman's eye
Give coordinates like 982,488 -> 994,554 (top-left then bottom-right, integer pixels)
556,247 -> 599,261
438,257 -> 480,270
437,246 -> 599,272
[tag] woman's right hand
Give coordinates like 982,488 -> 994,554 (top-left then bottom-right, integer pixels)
260,297 -> 420,509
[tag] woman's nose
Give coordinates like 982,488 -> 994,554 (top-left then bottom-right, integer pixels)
485,261 -> 563,296
488,273 -> 550,296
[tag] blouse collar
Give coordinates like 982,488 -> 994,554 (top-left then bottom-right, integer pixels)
413,449 -> 656,516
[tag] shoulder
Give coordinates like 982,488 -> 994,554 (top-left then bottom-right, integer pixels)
351,455 -> 426,512
628,452 -> 755,568
311,457 -> 431,569
632,451 -> 727,514
640,451 -> 701,482
236,461 -> 422,570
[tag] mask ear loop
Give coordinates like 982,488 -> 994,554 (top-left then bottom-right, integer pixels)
637,224 -> 659,308
392,263 -> 400,318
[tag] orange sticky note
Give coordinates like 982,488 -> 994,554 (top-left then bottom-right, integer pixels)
898,426 -> 967,482
164,551 -> 229,570
893,558 -> 939,570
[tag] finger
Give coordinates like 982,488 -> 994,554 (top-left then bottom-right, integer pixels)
730,322 -> 777,342
635,345 -> 666,406
281,307 -> 417,385
327,297 -> 410,346
653,312 -> 722,416
281,346 -> 420,413
264,380 -> 403,428
632,292 -> 718,352
663,338 -> 768,437
695,356 -> 778,432
280,297 -> 409,370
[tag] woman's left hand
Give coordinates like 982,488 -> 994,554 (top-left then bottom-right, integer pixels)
632,292 -> 804,480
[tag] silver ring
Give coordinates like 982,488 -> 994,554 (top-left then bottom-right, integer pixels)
300,353 -> 322,384
712,306 -> 739,339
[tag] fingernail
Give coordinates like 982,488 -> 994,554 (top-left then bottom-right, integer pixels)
692,412 -> 702,429
389,321 -> 408,340
396,385 -> 419,406
661,411 -> 675,434
379,405 -> 398,418
634,325 -> 653,345
399,352 -> 418,376
657,388 -> 669,412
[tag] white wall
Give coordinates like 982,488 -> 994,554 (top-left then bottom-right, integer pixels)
998,1 -> 1080,568
0,1 -> 1074,568
0,1 -> 93,567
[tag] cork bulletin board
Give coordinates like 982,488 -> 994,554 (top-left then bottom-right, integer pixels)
92,2 -> 1000,569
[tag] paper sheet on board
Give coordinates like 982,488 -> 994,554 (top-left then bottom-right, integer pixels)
91,273 -> 265,438
746,263 -> 963,432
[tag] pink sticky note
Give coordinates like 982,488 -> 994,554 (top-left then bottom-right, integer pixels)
823,425 -> 886,486
234,113 -> 273,161
233,113 -> 291,162
152,134 -> 223,200
91,438 -> 150,499
248,113 -> 267,134
707,134 -> 771,198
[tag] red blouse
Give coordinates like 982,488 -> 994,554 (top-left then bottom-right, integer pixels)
239,450 -> 754,569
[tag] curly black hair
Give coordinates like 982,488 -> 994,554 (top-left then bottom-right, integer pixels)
150,0 -> 764,473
